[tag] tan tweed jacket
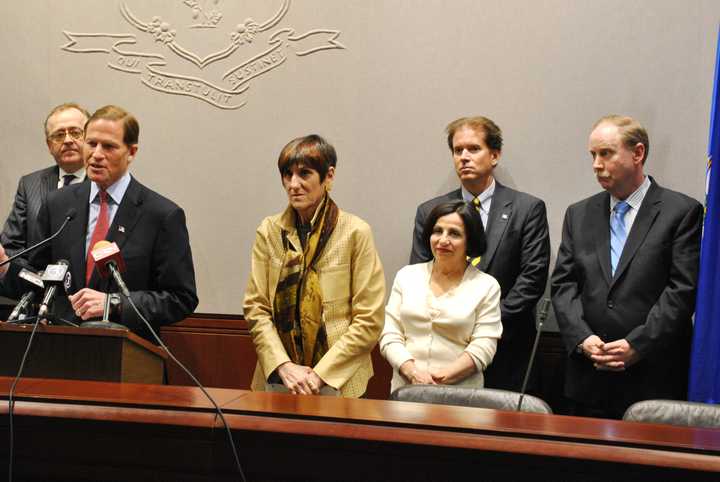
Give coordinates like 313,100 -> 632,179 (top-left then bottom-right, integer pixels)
244,206 -> 386,397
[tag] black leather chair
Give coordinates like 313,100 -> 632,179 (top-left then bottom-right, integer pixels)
623,399 -> 720,428
389,385 -> 553,414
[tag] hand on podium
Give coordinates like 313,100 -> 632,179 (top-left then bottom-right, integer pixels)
69,288 -> 108,320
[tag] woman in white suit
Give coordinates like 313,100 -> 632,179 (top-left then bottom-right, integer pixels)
380,201 -> 502,393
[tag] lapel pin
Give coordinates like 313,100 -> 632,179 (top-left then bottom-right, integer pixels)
118,226 -> 126,233
501,213 -> 509,220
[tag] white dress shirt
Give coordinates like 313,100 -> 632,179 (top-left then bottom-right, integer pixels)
462,178 -> 495,228
57,167 -> 86,189
610,175 -> 651,232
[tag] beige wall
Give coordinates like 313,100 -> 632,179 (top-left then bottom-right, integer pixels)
1,0 -> 718,315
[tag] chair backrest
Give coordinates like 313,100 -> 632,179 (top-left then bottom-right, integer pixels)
623,399 -> 720,428
389,384 -> 553,414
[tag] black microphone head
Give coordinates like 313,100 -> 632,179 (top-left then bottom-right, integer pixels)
64,208 -> 77,220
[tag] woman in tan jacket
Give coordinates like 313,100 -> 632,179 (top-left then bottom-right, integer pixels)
243,134 -> 385,398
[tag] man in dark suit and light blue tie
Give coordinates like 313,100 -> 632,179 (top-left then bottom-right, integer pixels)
410,116 -> 550,392
1,103 -> 90,257
551,115 -> 703,418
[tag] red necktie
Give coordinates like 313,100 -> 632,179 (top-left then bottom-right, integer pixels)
86,190 -> 110,285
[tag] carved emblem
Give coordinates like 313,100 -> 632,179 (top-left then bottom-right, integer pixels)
184,0 -> 223,29
61,1 -> 345,110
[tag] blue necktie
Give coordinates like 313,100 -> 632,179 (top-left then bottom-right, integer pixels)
610,201 -> 630,275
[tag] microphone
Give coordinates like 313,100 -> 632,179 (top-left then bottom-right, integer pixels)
6,268 -> 45,321
7,292 -> 36,322
0,208 -> 76,268
37,260 -> 72,319
81,241 -> 129,331
90,241 -> 129,297
18,267 -> 45,289
516,298 -> 551,411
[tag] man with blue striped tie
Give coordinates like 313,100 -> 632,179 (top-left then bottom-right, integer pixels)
551,115 -> 703,419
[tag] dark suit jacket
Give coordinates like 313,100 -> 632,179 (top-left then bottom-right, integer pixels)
410,181 -> 550,391
551,179 -> 702,413
5,176 -> 198,341
1,166 -> 59,258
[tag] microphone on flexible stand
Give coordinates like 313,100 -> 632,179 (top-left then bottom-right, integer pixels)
80,241 -> 128,331
0,208 -> 76,269
516,298 -> 551,412
6,269 -> 44,322
37,260 -> 72,321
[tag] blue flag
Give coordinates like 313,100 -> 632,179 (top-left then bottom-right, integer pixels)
689,28 -> 720,403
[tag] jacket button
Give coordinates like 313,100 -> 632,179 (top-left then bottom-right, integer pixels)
607,300 -> 614,309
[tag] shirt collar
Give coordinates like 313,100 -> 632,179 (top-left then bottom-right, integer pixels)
89,171 -> 132,205
58,166 -> 86,182
461,178 -> 496,205
610,175 -> 650,212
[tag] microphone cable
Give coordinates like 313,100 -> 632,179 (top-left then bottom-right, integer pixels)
7,316 -> 45,482
5,302 -> 247,482
123,294 -> 247,482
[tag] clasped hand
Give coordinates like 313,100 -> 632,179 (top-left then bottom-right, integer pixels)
277,362 -> 325,395
581,335 -> 639,371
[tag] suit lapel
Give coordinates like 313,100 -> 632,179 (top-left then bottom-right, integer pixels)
478,182 -> 511,271
44,166 -> 59,194
31,167 -> 59,221
106,178 -> 144,249
611,182 -> 662,285
592,192 -> 613,286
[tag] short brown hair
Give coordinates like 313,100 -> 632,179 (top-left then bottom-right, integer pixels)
86,105 -> 139,146
445,116 -> 503,153
277,134 -> 337,182
44,103 -> 90,136
592,115 -> 649,164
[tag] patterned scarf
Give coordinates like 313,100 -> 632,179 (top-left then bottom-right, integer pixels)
272,195 -> 339,366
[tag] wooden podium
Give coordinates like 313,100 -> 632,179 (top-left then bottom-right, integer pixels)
0,323 -> 167,384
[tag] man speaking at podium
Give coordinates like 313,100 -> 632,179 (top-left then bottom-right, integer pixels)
1,105 -> 198,341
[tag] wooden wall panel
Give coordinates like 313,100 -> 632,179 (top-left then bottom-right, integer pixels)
160,315 -> 394,399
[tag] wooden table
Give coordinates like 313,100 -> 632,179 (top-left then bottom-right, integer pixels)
1,377 -> 719,481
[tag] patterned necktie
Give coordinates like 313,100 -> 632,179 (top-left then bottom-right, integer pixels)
86,190 -> 110,284
62,174 -> 75,187
610,201 -> 630,275
469,197 -> 483,267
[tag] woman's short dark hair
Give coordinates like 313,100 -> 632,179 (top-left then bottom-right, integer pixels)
277,134 -> 337,181
422,201 -> 487,259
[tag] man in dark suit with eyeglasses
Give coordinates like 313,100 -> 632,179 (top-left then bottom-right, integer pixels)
1,102 -> 90,258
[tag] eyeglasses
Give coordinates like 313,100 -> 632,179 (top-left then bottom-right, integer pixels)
48,128 -> 84,144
